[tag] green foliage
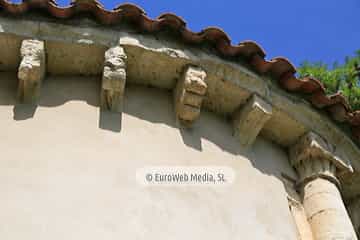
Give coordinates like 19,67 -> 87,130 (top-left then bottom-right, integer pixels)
297,50 -> 360,110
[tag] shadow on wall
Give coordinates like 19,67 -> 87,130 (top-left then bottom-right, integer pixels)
0,72 -> 122,132
0,72 -> 295,180
122,84 -> 244,154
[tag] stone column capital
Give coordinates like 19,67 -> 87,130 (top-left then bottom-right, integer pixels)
289,132 -> 345,186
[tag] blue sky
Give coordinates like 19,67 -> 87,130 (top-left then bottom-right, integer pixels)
56,0 -> 359,67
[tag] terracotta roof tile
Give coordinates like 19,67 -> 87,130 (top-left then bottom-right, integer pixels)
1,0 -> 360,142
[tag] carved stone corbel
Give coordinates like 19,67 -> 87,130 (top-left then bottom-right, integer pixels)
17,39 -> 46,103
100,46 -> 127,112
232,94 -> 272,147
174,65 -> 207,126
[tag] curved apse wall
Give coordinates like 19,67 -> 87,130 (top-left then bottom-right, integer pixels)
0,72 -> 299,239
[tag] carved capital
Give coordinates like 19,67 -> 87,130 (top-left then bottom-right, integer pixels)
289,132 -> 346,186
100,46 -> 127,112
295,157 -> 339,187
174,65 -> 207,126
17,39 -> 46,103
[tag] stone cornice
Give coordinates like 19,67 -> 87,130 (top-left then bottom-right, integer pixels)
0,15 -> 359,197
1,2 -> 359,145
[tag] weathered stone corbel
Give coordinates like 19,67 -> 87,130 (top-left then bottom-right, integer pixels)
174,65 -> 207,126
17,39 -> 46,103
232,94 -> 272,147
289,132 -> 358,240
100,46 -> 127,112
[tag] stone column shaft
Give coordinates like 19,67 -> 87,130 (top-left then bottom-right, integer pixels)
290,132 -> 357,240
300,163 -> 357,240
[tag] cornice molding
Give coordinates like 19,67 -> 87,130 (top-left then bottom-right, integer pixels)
0,14 -> 359,198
